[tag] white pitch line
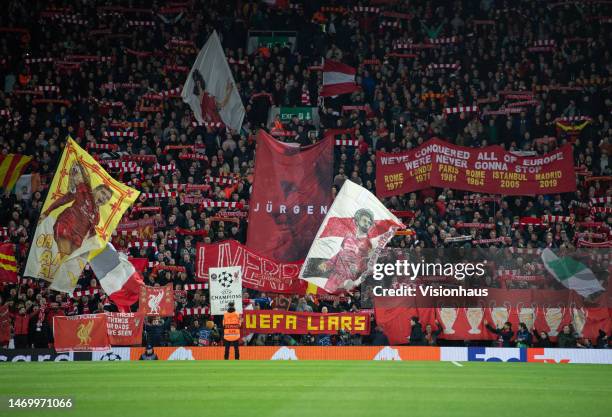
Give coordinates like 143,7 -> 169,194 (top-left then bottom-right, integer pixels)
451,361 -> 464,367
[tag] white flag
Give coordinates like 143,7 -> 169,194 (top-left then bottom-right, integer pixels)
182,31 -> 245,131
299,180 -> 404,293
209,266 -> 243,315
541,249 -> 604,299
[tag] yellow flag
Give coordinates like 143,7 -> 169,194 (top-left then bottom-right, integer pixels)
0,154 -> 32,190
25,137 -> 140,293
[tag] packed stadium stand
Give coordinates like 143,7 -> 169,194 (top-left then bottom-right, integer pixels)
0,0 -> 610,350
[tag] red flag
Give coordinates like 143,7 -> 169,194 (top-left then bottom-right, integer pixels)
53,314 -> 111,352
0,305 -> 10,345
0,243 -> 17,283
247,130 -> 333,262
105,312 -> 144,345
321,60 -> 360,97
138,284 -> 175,316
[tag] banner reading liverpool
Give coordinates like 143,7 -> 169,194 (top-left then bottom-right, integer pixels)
53,314 -> 111,352
247,130 -> 333,262
376,138 -> 576,197
105,312 -> 144,345
300,180 -> 404,293
196,240 -> 307,294
138,284 -> 175,316
25,137 -> 140,293
209,266 -> 243,315
182,30 -> 245,131
244,311 -> 371,335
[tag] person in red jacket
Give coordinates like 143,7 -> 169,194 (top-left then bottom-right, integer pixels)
12,306 -> 34,348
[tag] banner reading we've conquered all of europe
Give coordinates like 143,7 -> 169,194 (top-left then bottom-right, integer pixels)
376,138 -> 576,197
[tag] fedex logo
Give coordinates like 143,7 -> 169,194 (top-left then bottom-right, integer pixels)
527,348 -> 570,364
468,347 -> 526,362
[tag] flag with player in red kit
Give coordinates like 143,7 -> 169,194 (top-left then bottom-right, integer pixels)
24,137 -> 139,294
182,31 -> 244,131
299,180 -> 404,293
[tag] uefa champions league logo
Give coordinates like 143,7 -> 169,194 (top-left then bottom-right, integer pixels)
211,270 -> 236,291
100,352 -> 122,361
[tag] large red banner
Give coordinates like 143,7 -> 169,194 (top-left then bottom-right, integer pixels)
53,314 -> 111,352
247,130 -> 333,262
138,284 -> 175,316
196,240 -> 307,293
376,138 -> 576,197
244,311 -> 371,335
105,312 -> 144,345
375,306 -> 612,345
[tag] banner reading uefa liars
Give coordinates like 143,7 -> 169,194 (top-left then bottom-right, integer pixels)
376,138 -> 576,197
244,311 -> 371,335
196,240 -> 307,294
247,130 -> 333,262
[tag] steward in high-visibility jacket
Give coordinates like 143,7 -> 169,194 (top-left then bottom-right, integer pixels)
223,302 -> 241,360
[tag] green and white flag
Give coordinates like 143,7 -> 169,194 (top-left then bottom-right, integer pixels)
541,248 -> 604,299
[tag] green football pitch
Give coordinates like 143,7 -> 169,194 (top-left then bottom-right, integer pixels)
0,361 -> 611,417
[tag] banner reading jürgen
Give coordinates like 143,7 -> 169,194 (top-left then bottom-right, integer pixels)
376,138 -> 576,197
244,311 -> 371,335
247,130 -> 333,262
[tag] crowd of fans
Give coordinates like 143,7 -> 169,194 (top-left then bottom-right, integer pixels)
0,0 -> 611,349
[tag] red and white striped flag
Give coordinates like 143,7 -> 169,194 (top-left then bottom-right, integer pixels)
320,60 -> 360,97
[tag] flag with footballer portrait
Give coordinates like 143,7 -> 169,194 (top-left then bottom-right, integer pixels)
25,137 -> 140,294
181,30 -> 245,131
300,180 -> 404,294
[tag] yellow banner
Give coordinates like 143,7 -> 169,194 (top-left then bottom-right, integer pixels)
25,137 -> 140,292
